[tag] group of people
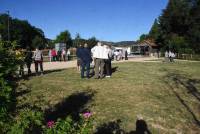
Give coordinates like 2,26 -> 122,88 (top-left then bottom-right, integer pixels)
15,47 -> 44,77
49,49 -> 70,62
114,49 -> 128,61
76,42 -> 113,79
165,50 -> 176,62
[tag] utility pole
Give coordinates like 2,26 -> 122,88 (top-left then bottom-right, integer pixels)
7,10 -> 10,42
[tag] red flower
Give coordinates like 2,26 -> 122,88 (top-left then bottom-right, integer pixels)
83,112 -> 92,118
47,121 -> 55,128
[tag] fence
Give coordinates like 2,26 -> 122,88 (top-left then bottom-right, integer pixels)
176,54 -> 200,61
35,49 -> 78,62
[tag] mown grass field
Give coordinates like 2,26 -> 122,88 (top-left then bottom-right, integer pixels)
17,61 -> 200,133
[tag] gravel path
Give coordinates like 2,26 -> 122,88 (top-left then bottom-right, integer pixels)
25,57 -> 160,72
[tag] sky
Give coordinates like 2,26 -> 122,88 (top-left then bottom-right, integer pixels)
0,0 -> 168,42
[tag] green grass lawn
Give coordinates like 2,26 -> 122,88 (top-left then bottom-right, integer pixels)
17,61 -> 200,133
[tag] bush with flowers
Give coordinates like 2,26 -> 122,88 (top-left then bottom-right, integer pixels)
44,112 -> 93,134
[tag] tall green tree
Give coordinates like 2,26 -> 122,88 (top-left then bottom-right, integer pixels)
139,34 -> 148,41
31,35 -> 45,49
159,0 -> 191,36
0,14 -> 46,49
55,30 -> 72,49
146,0 -> 200,53
188,0 -> 200,53
73,33 -> 81,48
86,37 -> 98,48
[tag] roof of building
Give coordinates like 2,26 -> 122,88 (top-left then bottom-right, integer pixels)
136,40 -> 158,47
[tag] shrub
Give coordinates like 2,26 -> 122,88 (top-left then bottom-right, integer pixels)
44,112 -> 94,134
0,41 -> 17,133
9,109 -> 44,134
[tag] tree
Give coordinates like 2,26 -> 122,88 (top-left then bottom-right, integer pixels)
149,19 -> 162,41
139,34 -> 148,41
86,37 -> 98,48
146,0 -> 200,53
188,0 -> 200,53
32,36 -> 45,49
73,33 -> 81,48
55,30 -> 72,49
159,0 -> 191,36
0,14 -> 46,49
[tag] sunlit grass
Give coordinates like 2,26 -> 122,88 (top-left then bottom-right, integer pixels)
17,61 -> 200,133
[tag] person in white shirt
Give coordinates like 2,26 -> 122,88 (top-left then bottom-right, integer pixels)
62,49 -> 66,61
169,50 -> 175,62
67,49 -> 71,61
114,51 -> 119,61
91,42 -> 105,79
165,51 -> 169,62
33,47 -> 43,75
48,49 -> 52,62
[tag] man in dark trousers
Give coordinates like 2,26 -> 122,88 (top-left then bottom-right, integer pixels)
78,43 -> 92,79
33,47 -> 43,75
24,47 -> 33,75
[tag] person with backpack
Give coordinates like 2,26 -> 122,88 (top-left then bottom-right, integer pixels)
33,47 -> 43,75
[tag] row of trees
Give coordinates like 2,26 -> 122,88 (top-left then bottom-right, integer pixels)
53,31 -> 98,49
140,0 -> 200,54
0,14 -> 46,49
0,13 -> 98,50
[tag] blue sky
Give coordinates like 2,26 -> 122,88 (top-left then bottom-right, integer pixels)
0,0 -> 168,42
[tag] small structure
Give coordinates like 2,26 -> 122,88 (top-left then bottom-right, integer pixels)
55,43 -> 66,51
130,40 -> 159,57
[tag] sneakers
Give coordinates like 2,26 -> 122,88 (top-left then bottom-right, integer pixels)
106,76 -> 111,78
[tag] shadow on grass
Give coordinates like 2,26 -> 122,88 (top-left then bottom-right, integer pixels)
164,72 -> 200,126
15,69 -> 66,81
44,91 -> 95,122
89,66 -> 119,77
112,66 -> 119,74
95,119 -> 151,134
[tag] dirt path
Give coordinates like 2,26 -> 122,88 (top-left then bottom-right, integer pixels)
25,57 -> 199,72
26,57 -> 159,71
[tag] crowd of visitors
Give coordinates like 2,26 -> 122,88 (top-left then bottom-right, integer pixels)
15,42 -> 176,78
165,50 -> 176,62
49,49 -> 71,62
114,49 -> 128,61
77,42 -> 113,79
15,47 -> 44,77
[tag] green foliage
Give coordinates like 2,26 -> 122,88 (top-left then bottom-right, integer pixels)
73,33 -> 82,48
0,14 -> 46,49
168,34 -> 189,52
147,0 -> 200,54
9,109 -> 44,134
139,34 -> 148,41
72,34 -> 98,48
0,40 -> 17,133
55,30 -> 72,49
0,78 -> 13,133
44,114 -> 93,134
86,37 -> 98,48
32,35 -> 45,49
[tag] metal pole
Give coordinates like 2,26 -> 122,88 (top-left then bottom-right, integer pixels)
7,10 -> 10,42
